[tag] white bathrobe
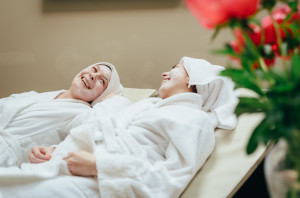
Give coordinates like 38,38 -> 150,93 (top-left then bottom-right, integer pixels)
0,93 -> 216,198
0,90 -> 129,167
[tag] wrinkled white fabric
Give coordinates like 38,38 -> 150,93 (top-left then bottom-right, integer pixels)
0,93 -> 217,198
0,89 -> 129,168
180,56 -> 239,130
0,175 -> 100,198
0,90 -> 91,167
90,62 -> 123,106
95,93 -> 216,198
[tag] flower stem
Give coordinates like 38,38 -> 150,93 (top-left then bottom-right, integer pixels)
258,56 -> 268,72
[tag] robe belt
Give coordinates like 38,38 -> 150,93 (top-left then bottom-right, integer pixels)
97,118 -> 119,153
0,128 -> 24,166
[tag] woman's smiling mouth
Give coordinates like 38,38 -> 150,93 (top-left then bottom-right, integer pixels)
81,77 -> 90,89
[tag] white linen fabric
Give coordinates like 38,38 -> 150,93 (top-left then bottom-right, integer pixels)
0,90 -> 91,167
180,56 -> 239,130
90,62 -> 124,106
95,93 -> 216,198
0,91 -> 128,168
0,93 -> 217,198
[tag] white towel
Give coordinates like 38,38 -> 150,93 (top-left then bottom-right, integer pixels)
90,62 -> 124,106
180,56 -> 239,130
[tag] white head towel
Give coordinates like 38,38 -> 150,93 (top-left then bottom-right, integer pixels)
180,56 -> 239,130
90,62 -> 123,106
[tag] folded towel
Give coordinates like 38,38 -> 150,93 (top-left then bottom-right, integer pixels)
91,62 -> 123,106
180,56 -> 239,130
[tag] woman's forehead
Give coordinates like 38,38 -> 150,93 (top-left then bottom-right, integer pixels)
180,63 -> 190,77
98,64 -> 112,71
92,64 -> 112,74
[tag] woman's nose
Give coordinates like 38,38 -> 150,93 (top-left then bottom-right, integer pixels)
90,72 -> 99,81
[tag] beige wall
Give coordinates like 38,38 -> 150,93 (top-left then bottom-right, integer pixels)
0,0 -> 232,98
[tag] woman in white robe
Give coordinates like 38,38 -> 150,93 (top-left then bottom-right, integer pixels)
0,62 -> 124,167
0,56 -> 239,198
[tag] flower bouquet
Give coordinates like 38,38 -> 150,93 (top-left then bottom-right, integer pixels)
184,0 -> 300,197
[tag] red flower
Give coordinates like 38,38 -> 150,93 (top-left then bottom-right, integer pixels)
261,4 -> 297,44
225,0 -> 261,19
184,0 -> 260,29
272,4 -> 292,23
271,43 -> 279,55
184,0 -> 229,29
263,57 -> 276,67
230,39 -> 242,54
234,24 -> 262,46
261,16 -> 284,44
229,39 -> 242,64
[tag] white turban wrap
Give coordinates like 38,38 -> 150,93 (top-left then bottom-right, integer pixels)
180,56 -> 239,130
90,62 -> 123,106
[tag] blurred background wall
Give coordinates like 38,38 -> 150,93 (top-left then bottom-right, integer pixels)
0,0 -> 233,98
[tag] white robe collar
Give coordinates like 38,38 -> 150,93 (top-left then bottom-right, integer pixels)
150,92 -> 203,110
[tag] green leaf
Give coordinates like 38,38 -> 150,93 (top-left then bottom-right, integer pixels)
266,69 -> 287,83
261,0 -> 276,11
247,109 -> 287,154
246,117 -> 268,154
272,84 -> 294,93
282,12 -> 294,23
291,54 -> 300,82
221,69 -> 264,96
212,43 -> 241,57
240,55 -> 254,72
286,0 -> 299,11
286,23 -> 300,42
243,31 -> 259,58
246,115 -> 276,154
211,27 -> 221,41
235,97 -> 269,116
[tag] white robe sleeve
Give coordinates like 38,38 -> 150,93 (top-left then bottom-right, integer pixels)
95,122 -> 215,198
0,91 -> 38,113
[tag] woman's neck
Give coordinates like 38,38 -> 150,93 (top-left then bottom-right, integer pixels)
55,90 -> 73,99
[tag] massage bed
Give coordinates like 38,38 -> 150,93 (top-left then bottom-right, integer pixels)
123,87 -> 270,198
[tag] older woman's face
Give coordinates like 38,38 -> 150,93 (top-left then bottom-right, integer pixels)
70,64 -> 112,102
158,63 -> 191,99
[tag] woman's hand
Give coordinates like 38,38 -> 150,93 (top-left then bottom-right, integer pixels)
63,151 -> 97,177
29,146 -> 55,163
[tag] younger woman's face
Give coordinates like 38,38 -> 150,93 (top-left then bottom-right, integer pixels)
70,64 -> 112,102
158,63 -> 191,99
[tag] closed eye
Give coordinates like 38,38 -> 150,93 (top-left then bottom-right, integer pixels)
99,78 -> 107,87
99,75 -> 109,87
92,66 -> 97,72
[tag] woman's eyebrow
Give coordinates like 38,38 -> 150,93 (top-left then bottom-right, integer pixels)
102,64 -> 112,71
172,64 -> 177,69
95,64 -> 101,71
